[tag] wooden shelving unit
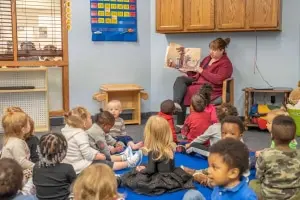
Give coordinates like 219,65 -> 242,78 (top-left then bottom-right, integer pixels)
93,84 -> 148,125
243,87 -> 292,130
0,67 -> 50,133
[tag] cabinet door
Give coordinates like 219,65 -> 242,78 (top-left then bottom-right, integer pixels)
216,0 -> 246,29
247,0 -> 280,29
156,0 -> 184,31
185,0 -> 214,31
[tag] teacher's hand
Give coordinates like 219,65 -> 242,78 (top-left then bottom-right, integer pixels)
195,66 -> 203,73
178,68 -> 188,73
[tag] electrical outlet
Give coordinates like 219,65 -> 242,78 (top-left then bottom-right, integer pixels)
271,96 -> 276,104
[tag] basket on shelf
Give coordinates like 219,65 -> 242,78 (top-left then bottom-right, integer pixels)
287,108 -> 300,136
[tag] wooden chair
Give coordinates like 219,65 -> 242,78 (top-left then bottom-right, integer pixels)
222,77 -> 234,104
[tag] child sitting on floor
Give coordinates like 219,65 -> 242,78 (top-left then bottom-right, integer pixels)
199,83 -> 218,124
62,106 -> 142,174
250,115 -> 300,199
1,107 -> 35,195
24,117 -> 39,163
86,109 -> 143,170
0,158 -> 37,200
33,133 -> 76,200
120,116 -> 194,195
1,107 -> 34,169
73,164 -> 124,200
183,139 -> 257,200
106,100 -> 143,150
184,103 -> 238,156
181,85 -> 212,143
255,109 -> 297,157
158,99 -> 177,143
182,116 -> 250,187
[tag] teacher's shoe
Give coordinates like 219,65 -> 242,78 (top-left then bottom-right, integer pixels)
174,102 -> 182,112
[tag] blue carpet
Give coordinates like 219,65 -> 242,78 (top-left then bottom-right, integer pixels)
117,153 -> 256,200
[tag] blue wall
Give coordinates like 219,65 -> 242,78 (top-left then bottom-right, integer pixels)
69,0 -> 300,115
150,0 -> 300,114
69,0 -> 151,113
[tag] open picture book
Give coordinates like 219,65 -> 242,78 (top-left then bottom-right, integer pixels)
165,43 -> 202,72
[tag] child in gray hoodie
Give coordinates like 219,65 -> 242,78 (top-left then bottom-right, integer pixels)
61,106 -> 142,175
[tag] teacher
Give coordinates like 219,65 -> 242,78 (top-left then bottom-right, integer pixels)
173,38 -> 233,125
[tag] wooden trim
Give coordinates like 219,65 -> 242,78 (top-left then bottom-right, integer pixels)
61,0 -> 70,113
50,110 -> 65,117
62,66 -> 69,112
61,0 -> 69,63
0,89 -> 47,93
0,67 -> 47,72
11,0 -> 18,61
0,61 -> 68,67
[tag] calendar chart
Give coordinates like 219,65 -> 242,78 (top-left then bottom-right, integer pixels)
90,0 -> 137,42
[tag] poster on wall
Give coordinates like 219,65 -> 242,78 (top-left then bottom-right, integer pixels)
90,0 -> 137,42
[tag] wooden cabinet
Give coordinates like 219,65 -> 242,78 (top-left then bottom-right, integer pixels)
156,0 -> 184,31
156,0 -> 281,33
247,0 -> 280,29
216,0 -> 246,30
185,0 -> 215,31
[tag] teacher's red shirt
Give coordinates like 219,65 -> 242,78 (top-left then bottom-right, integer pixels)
184,53 -> 233,105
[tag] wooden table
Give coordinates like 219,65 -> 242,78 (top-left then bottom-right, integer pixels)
243,87 -> 292,130
93,84 -> 148,125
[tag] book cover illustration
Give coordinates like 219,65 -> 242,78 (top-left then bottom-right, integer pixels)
165,43 -> 201,72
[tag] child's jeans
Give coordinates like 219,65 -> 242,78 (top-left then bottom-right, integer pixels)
114,136 -> 133,146
182,190 -> 206,200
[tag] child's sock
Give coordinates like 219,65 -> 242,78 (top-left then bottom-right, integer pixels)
120,146 -> 133,161
127,150 -> 143,168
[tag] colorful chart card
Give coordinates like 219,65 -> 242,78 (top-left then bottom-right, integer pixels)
90,0 -> 137,42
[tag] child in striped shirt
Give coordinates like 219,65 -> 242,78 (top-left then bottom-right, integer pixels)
106,100 -> 143,150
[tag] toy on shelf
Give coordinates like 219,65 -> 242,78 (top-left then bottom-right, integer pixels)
286,82 -> 300,136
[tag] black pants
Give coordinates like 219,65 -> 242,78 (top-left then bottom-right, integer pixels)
173,76 -> 195,125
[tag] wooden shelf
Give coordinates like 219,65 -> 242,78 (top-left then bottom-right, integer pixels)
35,126 -> 49,133
100,84 -> 143,92
123,107 -> 136,110
124,119 -> 140,124
0,88 -> 47,93
0,67 -> 47,72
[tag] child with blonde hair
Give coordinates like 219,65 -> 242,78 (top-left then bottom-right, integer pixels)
120,116 -> 194,195
1,107 -> 35,195
73,164 -> 124,200
106,100 -> 143,150
62,106 -> 142,175
1,107 -> 33,170
256,108 -> 297,157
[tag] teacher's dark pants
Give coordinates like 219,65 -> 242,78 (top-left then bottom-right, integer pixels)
173,76 -> 195,125
173,76 -> 223,125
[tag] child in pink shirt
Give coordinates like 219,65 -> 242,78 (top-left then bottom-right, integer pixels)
201,83 -> 217,124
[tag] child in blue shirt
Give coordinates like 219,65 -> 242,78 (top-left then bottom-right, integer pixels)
183,138 -> 257,200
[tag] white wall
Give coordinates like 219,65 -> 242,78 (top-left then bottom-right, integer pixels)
69,0 -> 151,114
150,0 -> 300,114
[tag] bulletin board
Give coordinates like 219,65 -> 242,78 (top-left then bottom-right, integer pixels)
90,0 -> 137,42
